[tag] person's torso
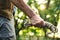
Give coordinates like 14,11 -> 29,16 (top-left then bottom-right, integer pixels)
0,0 -> 14,20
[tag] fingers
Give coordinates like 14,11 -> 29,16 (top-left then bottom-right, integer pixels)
44,21 -> 58,33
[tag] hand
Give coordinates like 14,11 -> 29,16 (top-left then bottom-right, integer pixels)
30,15 -> 58,33
30,15 -> 45,27
44,21 -> 58,33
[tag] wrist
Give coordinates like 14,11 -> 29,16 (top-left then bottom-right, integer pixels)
30,15 -> 43,21
30,15 -> 44,25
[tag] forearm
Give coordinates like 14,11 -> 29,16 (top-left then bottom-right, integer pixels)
10,0 -> 36,18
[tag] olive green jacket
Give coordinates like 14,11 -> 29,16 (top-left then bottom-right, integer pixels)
0,0 -> 14,20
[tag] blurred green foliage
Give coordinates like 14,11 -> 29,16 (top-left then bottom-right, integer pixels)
14,0 -> 60,40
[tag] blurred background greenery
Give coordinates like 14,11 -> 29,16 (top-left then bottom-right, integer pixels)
14,0 -> 60,40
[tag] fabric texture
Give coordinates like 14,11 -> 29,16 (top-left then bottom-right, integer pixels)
0,16 -> 16,40
0,0 -> 16,40
0,36 -> 16,40
0,0 -> 14,20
